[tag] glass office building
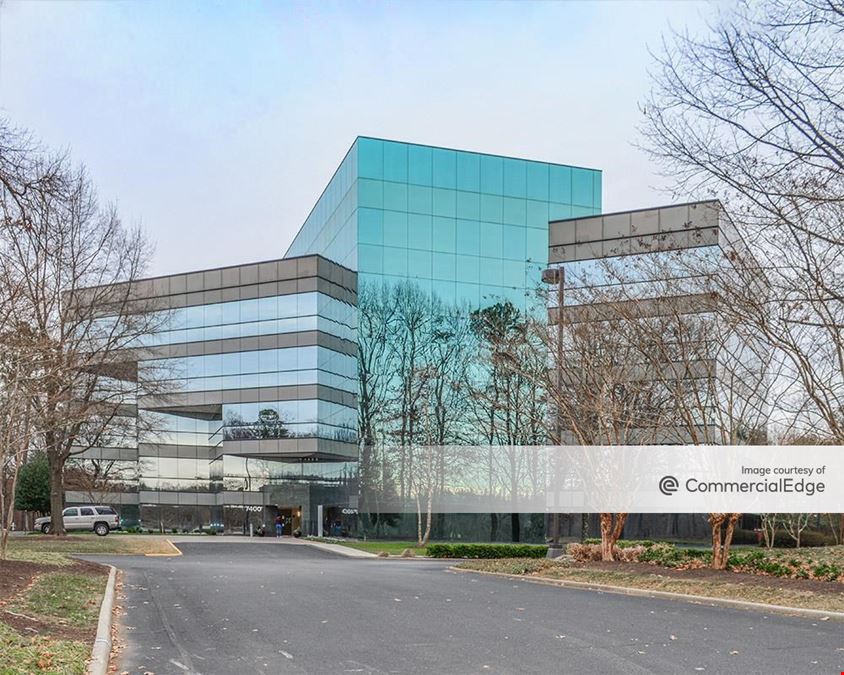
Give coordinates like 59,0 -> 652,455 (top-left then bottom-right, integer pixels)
70,138 -> 602,536
67,255 -> 359,535
287,137 -> 601,310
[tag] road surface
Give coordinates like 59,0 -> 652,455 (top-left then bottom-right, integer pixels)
88,540 -> 842,674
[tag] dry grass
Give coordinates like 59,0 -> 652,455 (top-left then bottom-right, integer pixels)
457,558 -> 844,613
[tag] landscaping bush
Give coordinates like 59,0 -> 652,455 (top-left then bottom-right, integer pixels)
730,528 -> 760,545
768,530 -> 835,548
426,543 -> 548,559
583,538 -> 657,549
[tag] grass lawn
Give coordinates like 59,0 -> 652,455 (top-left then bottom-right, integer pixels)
0,621 -> 91,675
0,554 -> 109,674
456,552 -> 844,614
8,573 -> 105,626
309,538 -> 428,556
6,534 -> 178,562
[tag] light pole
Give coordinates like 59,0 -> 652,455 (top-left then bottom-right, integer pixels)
541,266 -> 565,558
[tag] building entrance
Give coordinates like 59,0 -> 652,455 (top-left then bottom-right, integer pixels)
275,506 -> 302,536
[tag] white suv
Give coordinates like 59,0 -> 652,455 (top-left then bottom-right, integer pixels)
35,506 -> 120,536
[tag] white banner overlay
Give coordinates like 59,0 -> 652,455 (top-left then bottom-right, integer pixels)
546,445 -> 842,514
359,445 -> 844,514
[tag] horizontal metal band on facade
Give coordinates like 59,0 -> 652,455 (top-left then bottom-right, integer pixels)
72,446 -> 140,461
138,383 -> 357,410
137,443 -> 219,460
134,329 -> 357,360
83,255 -> 357,316
548,292 -> 718,324
216,436 -> 358,462
65,490 -> 140,505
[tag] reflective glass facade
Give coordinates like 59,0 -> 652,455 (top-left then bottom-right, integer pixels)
287,137 -> 602,310
73,139 -> 604,538
69,255 -> 359,534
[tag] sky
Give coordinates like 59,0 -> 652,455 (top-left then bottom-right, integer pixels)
0,0 -> 720,276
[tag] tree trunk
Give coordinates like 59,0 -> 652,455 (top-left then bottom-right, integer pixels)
599,513 -> 628,561
0,462 -> 20,560
709,513 -> 740,569
48,453 -> 66,536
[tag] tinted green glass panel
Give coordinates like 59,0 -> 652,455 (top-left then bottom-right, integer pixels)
408,145 -> 433,186
383,141 -> 408,182
502,225 -> 526,261
456,191 -> 480,220
358,208 -> 383,245
357,138 -> 383,179
432,148 -> 457,189
479,257 -> 503,286
432,217 -> 456,252
383,210 -> 408,248
358,244 -> 384,274
432,252 -> 456,281
456,152 -> 480,192
480,194 -> 503,223
572,169 -> 594,207
549,203 -> 573,221
408,249 -> 432,279
502,260 -> 525,287
456,282 -> 480,307
408,213 -> 432,250
479,222 -> 502,258
432,280 -> 455,303
455,218 -> 480,256
502,197 -> 526,226
526,162 -> 549,201
456,255 -> 480,283
526,228 -> 547,263
526,200 -> 549,229
549,165 -> 572,204
480,155 -> 503,195
382,246 -> 408,277
432,188 -> 456,217
383,181 -> 408,211
408,185 -> 432,214
502,158 -> 527,198
358,179 -> 383,208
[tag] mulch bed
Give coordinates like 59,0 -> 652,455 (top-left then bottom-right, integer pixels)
579,560 -> 844,594
0,558 -> 109,642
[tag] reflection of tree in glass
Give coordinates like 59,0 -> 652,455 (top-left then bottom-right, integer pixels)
256,408 -> 290,439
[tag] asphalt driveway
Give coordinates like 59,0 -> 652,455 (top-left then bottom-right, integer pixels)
88,540 -> 843,675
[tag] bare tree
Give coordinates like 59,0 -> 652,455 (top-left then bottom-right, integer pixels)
642,0 -> 844,545
468,301 -> 547,542
779,513 -> 811,548
0,118 -> 167,535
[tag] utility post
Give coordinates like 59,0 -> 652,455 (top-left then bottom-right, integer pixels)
541,266 -> 565,558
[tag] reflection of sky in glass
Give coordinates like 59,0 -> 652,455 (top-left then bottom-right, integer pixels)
287,138 -> 602,312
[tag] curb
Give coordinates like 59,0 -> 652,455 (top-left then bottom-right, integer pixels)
448,567 -> 844,622
86,564 -> 117,675
145,539 -> 183,557
300,539 -> 377,558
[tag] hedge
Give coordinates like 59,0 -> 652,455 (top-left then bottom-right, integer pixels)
426,543 -> 548,559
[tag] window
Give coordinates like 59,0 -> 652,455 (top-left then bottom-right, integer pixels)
62,508 -> 79,517
80,507 -> 95,516
95,507 -> 116,515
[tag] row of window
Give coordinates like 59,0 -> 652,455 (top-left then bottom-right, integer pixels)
357,180 -> 597,222
141,346 -> 355,381
356,138 -> 600,206
359,246 -> 546,286
359,210 -> 550,260
134,315 -> 354,347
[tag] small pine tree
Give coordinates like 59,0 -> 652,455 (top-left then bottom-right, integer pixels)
15,455 -> 51,514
